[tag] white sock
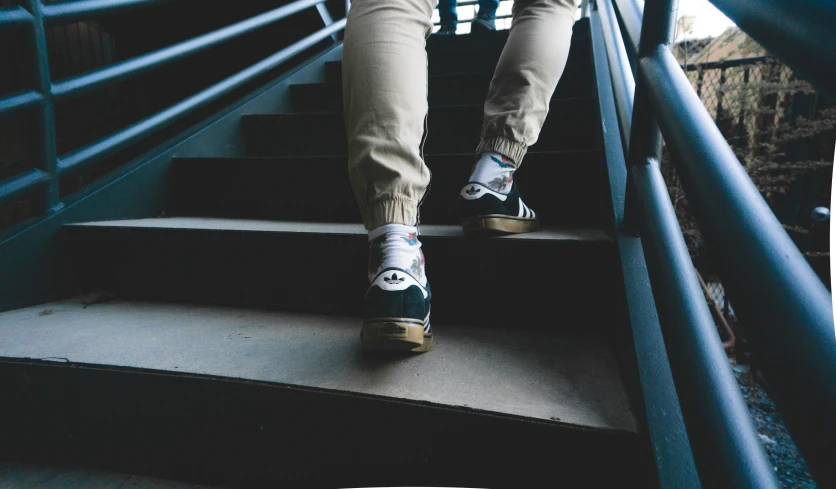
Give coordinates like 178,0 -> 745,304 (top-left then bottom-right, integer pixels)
468,151 -> 517,194
368,224 -> 427,286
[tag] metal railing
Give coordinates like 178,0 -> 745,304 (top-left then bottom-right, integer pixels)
0,0 -> 345,213
594,0 -> 836,487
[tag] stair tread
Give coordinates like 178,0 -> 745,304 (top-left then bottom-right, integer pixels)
68,218 -> 610,242
0,462 -> 217,489
0,298 -> 636,433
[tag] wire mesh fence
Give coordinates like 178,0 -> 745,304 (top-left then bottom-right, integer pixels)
668,54 -> 834,330
703,278 -> 735,319
683,57 -> 817,172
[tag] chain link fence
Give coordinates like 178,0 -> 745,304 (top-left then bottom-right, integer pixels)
678,57 -> 792,327
684,57 -> 812,171
663,54 -> 834,331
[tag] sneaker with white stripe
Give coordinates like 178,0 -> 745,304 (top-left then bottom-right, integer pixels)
362,266 -> 433,353
457,180 -> 539,235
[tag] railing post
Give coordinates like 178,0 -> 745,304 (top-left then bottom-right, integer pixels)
580,0 -> 590,18
23,0 -> 61,213
625,0 -> 781,487
620,0 -> 671,234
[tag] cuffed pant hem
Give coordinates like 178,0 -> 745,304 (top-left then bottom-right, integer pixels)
361,198 -> 419,230
476,136 -> 527,166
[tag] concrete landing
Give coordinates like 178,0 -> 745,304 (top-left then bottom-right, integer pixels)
0,299 -> 636,432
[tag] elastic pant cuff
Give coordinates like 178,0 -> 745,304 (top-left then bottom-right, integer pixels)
361,198 -> 419,230
476,136 -> 527,166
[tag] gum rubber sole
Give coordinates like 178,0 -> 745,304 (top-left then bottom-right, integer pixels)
361,319 -> 432,353
461,215 -> 540,236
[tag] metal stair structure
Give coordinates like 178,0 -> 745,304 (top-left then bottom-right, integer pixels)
1,1 -> 833,488
0,21 -> 650,488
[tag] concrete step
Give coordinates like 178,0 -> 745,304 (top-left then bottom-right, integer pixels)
172,151 -> 605,226
0,462 -> 217,489
0,298 -> 642,488
63,219 -> 617,333
242,99 -> 599,157
324,18 -> 591,81
291,65 -> 595,112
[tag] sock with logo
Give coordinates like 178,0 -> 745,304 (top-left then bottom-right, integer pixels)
367,224 -> 427,286
468,151 -> 518,194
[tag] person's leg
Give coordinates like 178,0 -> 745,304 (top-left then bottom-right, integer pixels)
459,0 -> 579,234
437,0 -> 458,34
472,0 -> 499,31
479,0 -> 578,162
342,0 -> 436,352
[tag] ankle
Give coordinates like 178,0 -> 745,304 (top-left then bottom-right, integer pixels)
468,152 -> 517,194
368,224 -> 427,285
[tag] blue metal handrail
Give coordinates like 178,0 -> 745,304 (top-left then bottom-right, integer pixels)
0,5 -> 32,29
58,19 -> 346,173
41,0 -> 177,24
0,90 -> 43,118
0,0 -> 345,211
597,0 -> 836,487
51,0 -> 327,99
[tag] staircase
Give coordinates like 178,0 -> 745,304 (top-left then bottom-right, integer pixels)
0,21 -> 652,488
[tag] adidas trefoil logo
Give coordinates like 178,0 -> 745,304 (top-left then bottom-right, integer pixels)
384,272 -> 406,284
465,186 -> 481,196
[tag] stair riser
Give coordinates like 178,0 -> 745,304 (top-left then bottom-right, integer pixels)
243,99 -> 599,157
65,227 -> 616,333
324,34 -> 591,81
295,67 -> 594,112
173,152 -> 604,226
1,360 -> 644,488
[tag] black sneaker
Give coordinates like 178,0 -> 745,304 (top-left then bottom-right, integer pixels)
362,267 -> 433,353
458,181 -> 539,235
436,23 -> 456,36
470,14 -> 497,33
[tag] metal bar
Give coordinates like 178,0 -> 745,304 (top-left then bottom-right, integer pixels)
642,46 -> 836,488
683,56 -> 772,72
42,0 -> 176,24
714,67 -> 726,123
630,151 -> 779,489
0,169 -> 51,207
627,0 -> 779,486
590,8 -> 702,488
22,0 -> 61,212
621,0 -> 669,234
58,19 -> 345,173
52,0 -> 326,99
433,13 -> 512,26
695,68 -> 704,97
0,90 -> 44,118
579,0 -> 590,18
0,5 -> 33,29
455,0 -> 518,6
708,0 -> 836,97
612,0 -> 642,57
598,0 -> 635,153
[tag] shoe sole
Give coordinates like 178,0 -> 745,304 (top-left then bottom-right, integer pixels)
461,215 -> 540,235
362,319 -> 433,353
470,19 -> 496,32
